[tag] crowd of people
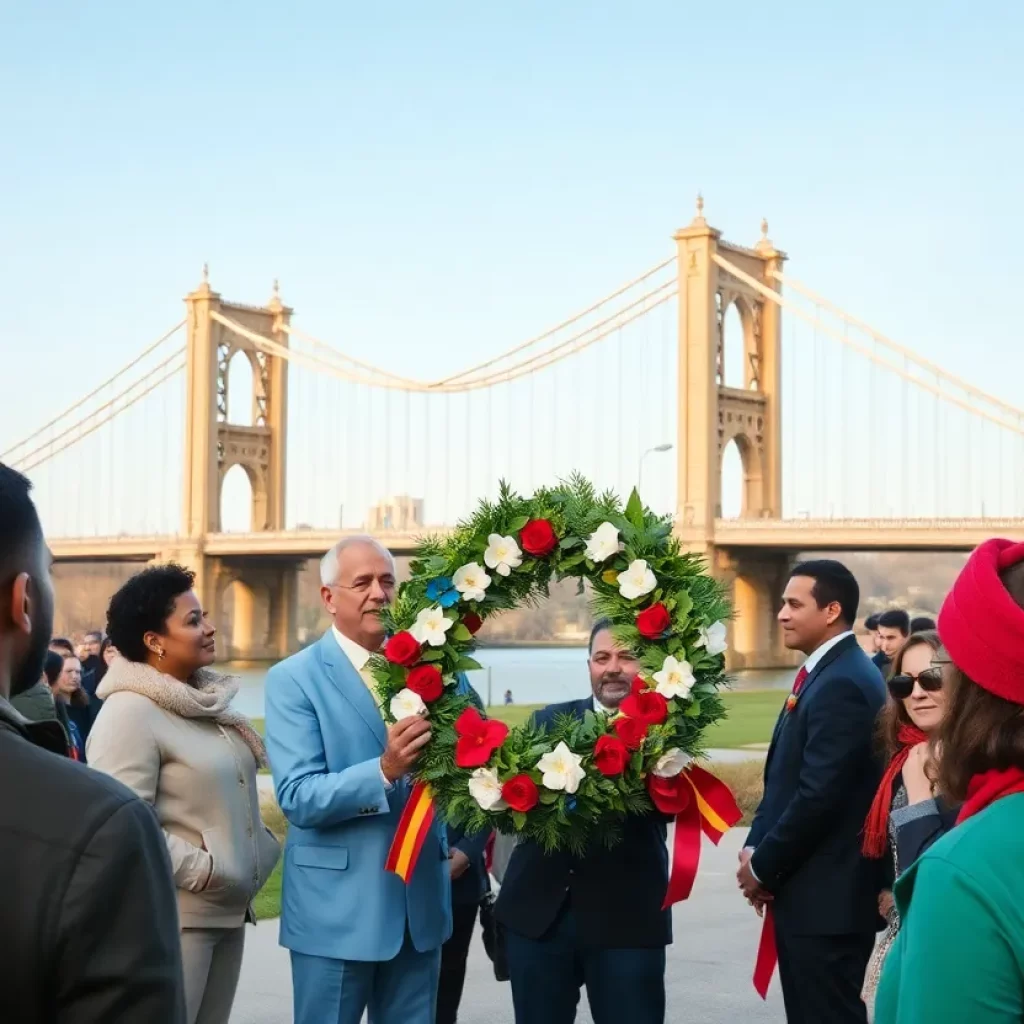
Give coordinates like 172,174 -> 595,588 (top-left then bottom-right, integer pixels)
4,455 -> 1024,1023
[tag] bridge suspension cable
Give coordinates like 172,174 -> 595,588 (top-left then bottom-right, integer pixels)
278,255 -> 677,390
1,320 -> 186,462
714,254 -> 1024,437
770,269 -> 1024,423
12,350 -> 186,474
214,279 -> 677,393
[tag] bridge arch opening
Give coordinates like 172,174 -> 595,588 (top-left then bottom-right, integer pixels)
221,577 -> 271,660
720,438 -> 745,518
226,349 -> 255,426
722,302 -> 748,389
220,464 -> 255,533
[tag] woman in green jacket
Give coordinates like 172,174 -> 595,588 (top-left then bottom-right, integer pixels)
876,538 -> 1024,1023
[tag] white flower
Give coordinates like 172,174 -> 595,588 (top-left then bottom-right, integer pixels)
653,748 -> 693,778
483,534 -> 523,577
390,688 -> 427,721
409,605 -> 454,647
584,522 -> 622,562
452,562 -> 491,603
618,559 -> 657,600
468,767 -> 508,811
536,741 -> 587,794
653,655 -> 697,701
695,621 -> 728,657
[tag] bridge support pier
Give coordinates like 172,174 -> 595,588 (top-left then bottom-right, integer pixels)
713,547 -> 798,671
149,547 -> 302,663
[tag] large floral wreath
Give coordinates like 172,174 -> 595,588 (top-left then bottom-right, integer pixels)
369,475 -> 737,868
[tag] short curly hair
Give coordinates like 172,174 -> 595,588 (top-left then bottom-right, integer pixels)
106,564 -> 196,663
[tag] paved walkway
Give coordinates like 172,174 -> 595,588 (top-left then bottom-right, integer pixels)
230,828 -> 785,1024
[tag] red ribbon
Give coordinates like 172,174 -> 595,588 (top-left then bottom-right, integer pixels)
660,764 -> 743,909
753,905 -> 777,999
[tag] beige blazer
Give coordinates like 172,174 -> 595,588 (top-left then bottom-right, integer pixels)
87,688 -> 280,928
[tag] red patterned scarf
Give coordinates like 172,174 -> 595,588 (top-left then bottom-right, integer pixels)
861,724 -> 929,858
956,767 -> 1024,824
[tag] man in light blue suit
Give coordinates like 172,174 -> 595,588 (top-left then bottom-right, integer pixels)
265,536 -> 452,1024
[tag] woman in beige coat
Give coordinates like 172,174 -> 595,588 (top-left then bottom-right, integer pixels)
87,564 -> 280,1024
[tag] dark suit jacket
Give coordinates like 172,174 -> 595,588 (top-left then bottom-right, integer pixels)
748,634 -> 886,937
495,698 -> 671,949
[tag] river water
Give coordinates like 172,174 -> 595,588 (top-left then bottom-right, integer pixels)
226,646 -> 793,720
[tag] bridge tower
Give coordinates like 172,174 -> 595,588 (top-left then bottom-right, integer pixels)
155,270 -> 300,661
673,200 -> 794,668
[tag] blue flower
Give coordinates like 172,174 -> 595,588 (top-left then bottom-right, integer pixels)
566,797 -> 577,813
426,576 -> 460,608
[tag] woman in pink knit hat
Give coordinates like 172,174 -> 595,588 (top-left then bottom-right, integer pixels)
875,538 -> 1024,1022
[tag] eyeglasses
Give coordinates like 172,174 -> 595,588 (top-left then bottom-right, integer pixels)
888,666 -> 944,701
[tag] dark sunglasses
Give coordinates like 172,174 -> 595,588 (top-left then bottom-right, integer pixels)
888,666 -> 944,701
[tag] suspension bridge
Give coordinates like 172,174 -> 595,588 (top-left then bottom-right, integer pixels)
6,199 -> 1024,666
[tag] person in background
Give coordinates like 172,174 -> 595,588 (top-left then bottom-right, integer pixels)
496,620 -> 672,1024
79,629 -> 106,695
873,609 -> 910,676
0,461 -> 186,1022
10,648 -> 58,723
100,635 -> 119,667
49,636 -> 74,658
909,615 -> 935,633
864,614 -> 881,655
87,564 -> 280,1024
875,539 -> 1024,1022
49,653 -> 86,760
739,560 -> 885,1024
860,630 -> 957,1018
437,682 -> 493,1024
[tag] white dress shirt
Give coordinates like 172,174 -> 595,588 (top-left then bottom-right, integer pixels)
331,626 -> 393,790
593,695 -> 618,716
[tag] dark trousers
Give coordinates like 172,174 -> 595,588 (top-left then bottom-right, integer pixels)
505,906 -> 665,1024
436,902 -> 479,1024
776,929 -> 875,1024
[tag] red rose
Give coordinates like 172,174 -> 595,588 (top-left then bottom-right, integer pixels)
647,772 -> 692,815
501,774 -> 539,812
636,602 -> 671,639
405,664 -> 444,703
519,519 -> 558,557
613,715 -> 649,750
384,631 -> 421,667
593,734 -> 631,776
462,612 -> 483,635
620,683 -> 668,726
454,707 -> 510,768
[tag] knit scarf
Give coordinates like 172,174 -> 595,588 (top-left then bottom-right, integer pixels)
861,723 -> 929,857
97,657 -> 267,768
956,767 -> 1024,824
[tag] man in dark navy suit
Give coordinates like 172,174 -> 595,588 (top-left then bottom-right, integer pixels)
738,560 -> 886,1023
495,620 -> 670,1024
437,680 -> 492,1024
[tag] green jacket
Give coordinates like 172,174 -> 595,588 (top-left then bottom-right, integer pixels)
9,681 -> 56,723
876,792 -> 1024,1022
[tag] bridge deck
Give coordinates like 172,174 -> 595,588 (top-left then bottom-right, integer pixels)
47,517 -> 1024,562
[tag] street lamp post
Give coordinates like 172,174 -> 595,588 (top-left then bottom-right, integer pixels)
638,443 -> 673,495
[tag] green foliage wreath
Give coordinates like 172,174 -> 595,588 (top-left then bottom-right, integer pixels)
369,475 -> 731,854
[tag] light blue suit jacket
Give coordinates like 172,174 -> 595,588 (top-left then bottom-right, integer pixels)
265,631 -> 452,962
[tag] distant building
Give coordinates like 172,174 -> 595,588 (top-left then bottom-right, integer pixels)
367,495 -> 424,532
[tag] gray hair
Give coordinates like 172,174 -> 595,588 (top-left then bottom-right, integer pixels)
319,535 -> 396,586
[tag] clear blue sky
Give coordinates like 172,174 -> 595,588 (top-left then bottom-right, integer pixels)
2,1 -> 1022,525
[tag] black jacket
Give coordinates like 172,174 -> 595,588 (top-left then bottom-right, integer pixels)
0,696 -> 186,1022
494,698 -> 671,949
748,635 -> 887,936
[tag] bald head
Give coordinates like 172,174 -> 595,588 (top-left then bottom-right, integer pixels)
320,536 -> 397,651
